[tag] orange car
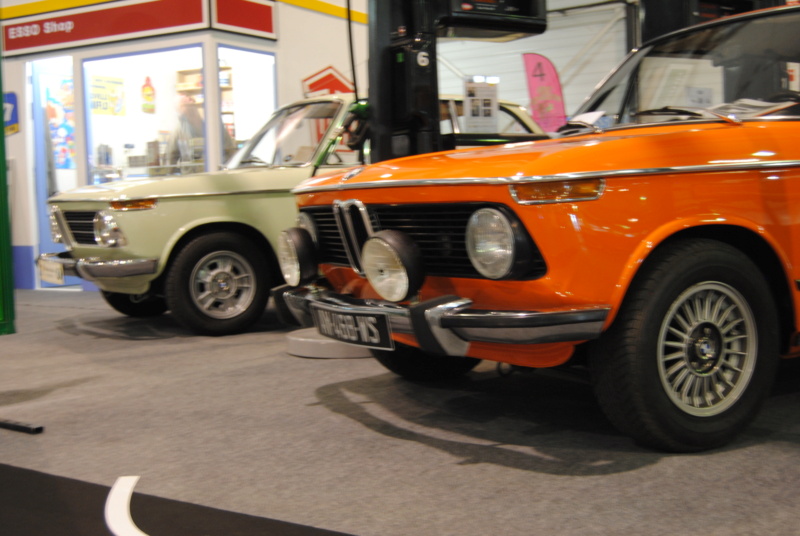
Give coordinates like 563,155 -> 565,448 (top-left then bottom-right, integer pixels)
275,6 -> 800,452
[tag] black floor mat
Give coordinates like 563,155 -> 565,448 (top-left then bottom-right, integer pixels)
0,464 -> 355,536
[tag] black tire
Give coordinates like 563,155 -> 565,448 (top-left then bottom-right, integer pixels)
371,343 -> 481,381
101,291 -> 168,318
166,232 -> 270,336
590,239 -> 780,452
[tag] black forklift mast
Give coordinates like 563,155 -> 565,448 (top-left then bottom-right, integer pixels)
366,0 -> 548,163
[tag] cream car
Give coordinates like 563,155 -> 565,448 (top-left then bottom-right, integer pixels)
38,94 -> 545,335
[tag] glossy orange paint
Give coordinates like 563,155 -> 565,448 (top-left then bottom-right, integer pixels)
296,120 -> 800,366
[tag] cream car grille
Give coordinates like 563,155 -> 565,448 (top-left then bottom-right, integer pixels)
63,211 -> 98,245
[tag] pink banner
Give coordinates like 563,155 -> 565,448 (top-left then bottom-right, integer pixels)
523,53 -> 566,132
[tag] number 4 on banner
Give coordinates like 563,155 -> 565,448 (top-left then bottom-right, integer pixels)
522,53 -> 566,133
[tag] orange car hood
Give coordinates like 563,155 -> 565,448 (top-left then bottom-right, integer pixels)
297,121 -> 790,191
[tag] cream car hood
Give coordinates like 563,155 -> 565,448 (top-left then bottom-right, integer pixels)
50,166 -> 313,203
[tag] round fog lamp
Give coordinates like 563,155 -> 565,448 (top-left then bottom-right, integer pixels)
362,230 -> 424,302
278,227 -> 317,286
466,208 -> 515,279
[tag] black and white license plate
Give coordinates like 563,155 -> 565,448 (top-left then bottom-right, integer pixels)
310,304 -> 394,350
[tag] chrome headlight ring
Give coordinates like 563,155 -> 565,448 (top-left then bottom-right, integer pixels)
465,207 -> 537,280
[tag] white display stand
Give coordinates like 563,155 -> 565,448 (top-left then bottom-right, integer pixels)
286,327 -> 372,358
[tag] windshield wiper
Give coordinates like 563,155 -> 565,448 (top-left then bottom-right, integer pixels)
634,106 -> 741,125
238,155 -> 270,166
556,120 -> 605,136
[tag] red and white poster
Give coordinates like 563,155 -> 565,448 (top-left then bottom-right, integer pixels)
523,53 -> 566,133
302,66 -> 354,97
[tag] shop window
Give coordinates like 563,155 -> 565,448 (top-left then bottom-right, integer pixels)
83,46 -> 206,182
217,46 -> 276,163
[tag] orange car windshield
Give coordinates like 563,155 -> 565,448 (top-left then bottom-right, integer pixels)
572,9 -> 800,131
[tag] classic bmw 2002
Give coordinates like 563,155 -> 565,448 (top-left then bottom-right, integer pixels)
275,6 -> 800,451
38,94 -> 543,336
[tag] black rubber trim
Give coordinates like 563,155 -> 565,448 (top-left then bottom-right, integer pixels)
409,295 -> 462,355
270,284 -> 301,327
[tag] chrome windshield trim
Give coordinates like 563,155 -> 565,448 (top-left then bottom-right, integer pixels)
292,159 -> 800,194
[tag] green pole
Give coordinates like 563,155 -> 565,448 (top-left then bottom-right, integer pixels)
0,57 -> 15,336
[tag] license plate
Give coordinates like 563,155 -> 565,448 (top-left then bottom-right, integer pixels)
310,304 -> 394,350
39,258 -> 65,285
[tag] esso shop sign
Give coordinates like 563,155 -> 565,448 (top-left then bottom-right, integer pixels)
7,20 -> 75,40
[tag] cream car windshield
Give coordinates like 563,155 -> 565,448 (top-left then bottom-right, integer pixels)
572,10 -> 800,131
227,100 -> 343,168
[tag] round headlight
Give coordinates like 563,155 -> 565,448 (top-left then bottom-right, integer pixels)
362,230 -> 424,302
466,208 -> 515,279
278,227 -> 317,286
94,211 -> 127,247
296,212 -> 318,245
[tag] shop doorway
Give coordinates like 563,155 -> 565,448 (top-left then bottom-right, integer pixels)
29,56 -> 81,288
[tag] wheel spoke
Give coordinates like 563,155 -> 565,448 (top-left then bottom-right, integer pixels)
719,358 -> 743,373
196,290 -> 216,310
662,350 -> 685,362
668,325 -> 687,339
716,303 -> 737,328
692,294 -> 706,322
724,334 -> 747,344
674,311 -> 692,332
709,293 -> 726,324
721,318 -> 744,335
681,301 -> 697,325
233,273 -> 253,288
666,359 -> 687,379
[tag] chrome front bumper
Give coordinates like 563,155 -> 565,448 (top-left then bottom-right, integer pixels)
273,285 -> 610,356
37,251 -> 158,281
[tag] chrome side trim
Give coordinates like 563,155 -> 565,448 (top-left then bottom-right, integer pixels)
444,307 -> 610,344
50,188 -> 295,204
292,159 -> 800,195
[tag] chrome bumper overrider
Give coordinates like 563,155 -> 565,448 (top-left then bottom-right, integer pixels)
273,285 -> 610,356
37,252 -> 158,280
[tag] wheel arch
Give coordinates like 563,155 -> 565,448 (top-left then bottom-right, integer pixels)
152,221 -> 281,294
611,223 -> 795,354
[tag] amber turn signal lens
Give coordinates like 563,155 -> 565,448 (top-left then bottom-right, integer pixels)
109,199 -> 158,211
511,178 -> 604,204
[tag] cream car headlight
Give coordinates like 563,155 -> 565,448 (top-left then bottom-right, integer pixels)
278,227 -> 317,286
49,205 -> 63,244
93,211 -> 127,247
466,208 -> 516,280
362,230 -> 424,302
